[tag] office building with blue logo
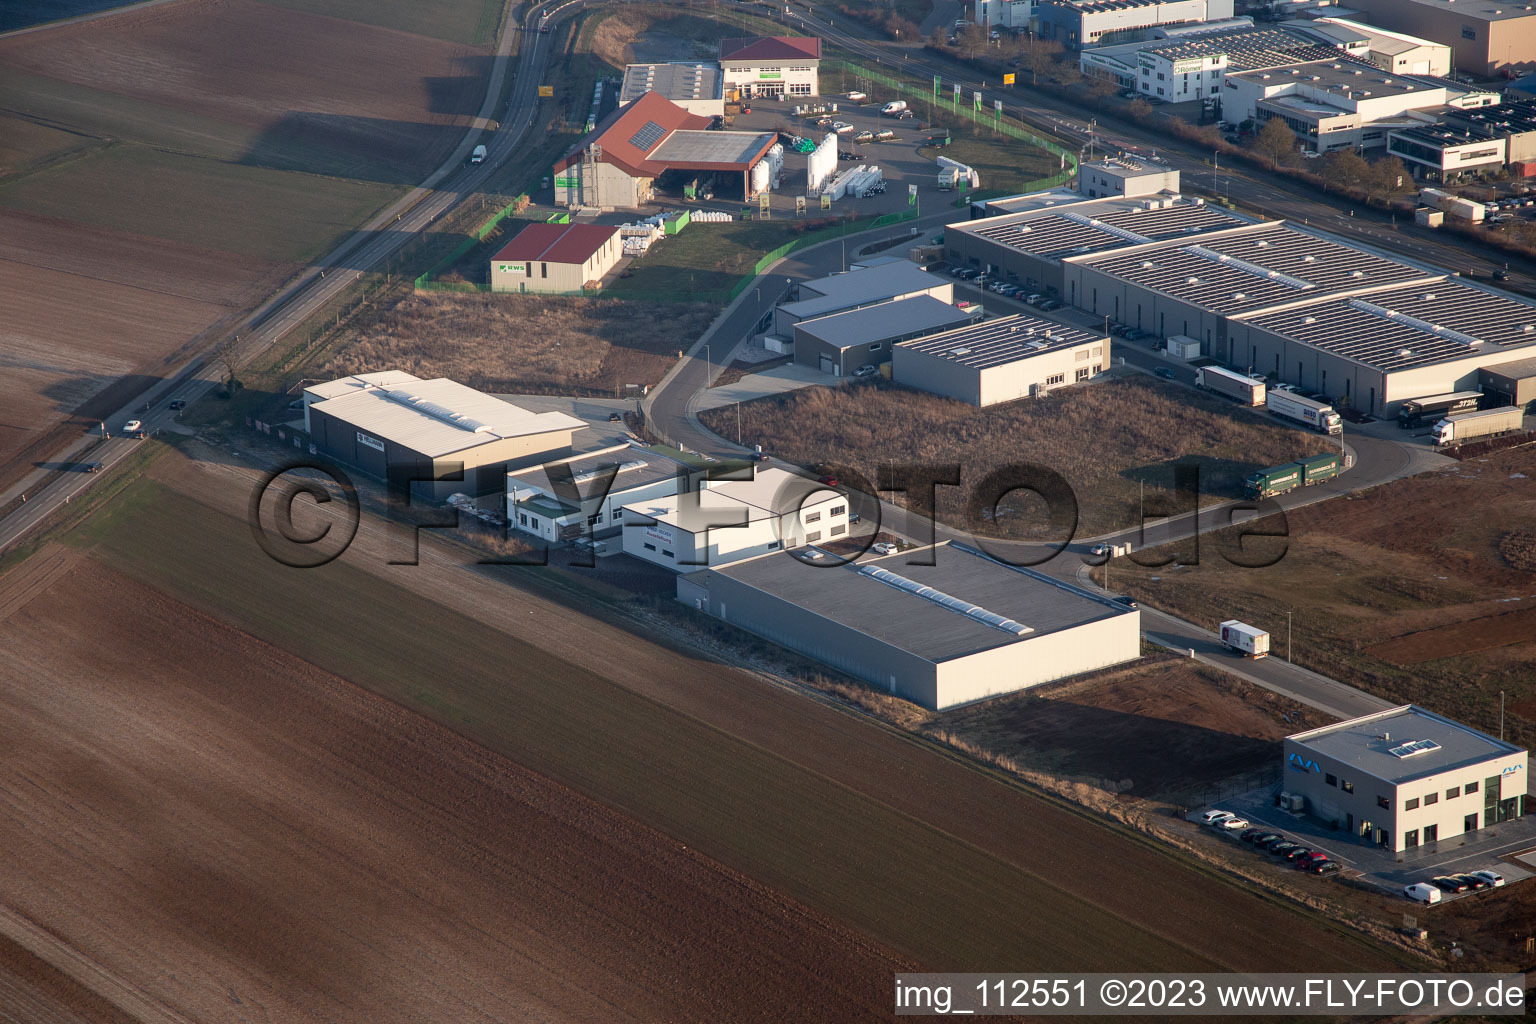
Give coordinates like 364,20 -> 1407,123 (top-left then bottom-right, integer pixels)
1284,705 -> 1527,853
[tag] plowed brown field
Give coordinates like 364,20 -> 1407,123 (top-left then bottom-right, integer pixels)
1369,605 -> 1536,664
0,560 -> 913,1023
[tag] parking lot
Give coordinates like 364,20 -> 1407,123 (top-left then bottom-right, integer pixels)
1193,794 -> 1536,904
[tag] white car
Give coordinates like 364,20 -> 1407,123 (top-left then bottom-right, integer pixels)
847,91 -> 867,102
1200,809 -> 1236,826
1219,817 -> 1250,831
852,364 -> 879,378
1472,870 -> 1506,887
1090,543 -> 1110,557
831,121 -> 854,134
122,419 -> 143,434
871,542 -> 898,555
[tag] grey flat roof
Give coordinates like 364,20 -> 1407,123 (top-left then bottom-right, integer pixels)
954,196 -> 1244,262
1237,279 -> 1536,371
1228,59 -> 1443,101
1290,705 -> 1523,785
1367,0 -> 1536,21
783,263 -> 949,319
796,295 -> 974,348
898,314 -> 1105,368
1481,354 -> 1536,381
707,541 -> 1130,661
1079,221 -> 1436,315
507,443 -> 693,512
620,63 -> 722,105
649,129 -> 775,167
1081,158 -> 1174,181
309,376 -> 586,458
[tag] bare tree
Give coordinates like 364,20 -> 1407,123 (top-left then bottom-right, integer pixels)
214,334 -> 245,398
1017,37 -> 1063,85
1319,149 -> 1370,193
1367,155 -> 1411,203
1250,116 -> 1297,168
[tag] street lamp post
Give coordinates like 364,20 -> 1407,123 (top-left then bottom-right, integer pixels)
1288,610 -> 1293,662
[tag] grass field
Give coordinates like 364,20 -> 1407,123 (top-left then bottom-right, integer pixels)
1094,447 -> 1536,745
79,480 -> 1217,972
606,218 -> 847,298
0,113 -> 103,181
702,375 -> 1333,536
257,0 -> 504,45
318,291 -> 717,396
0,143 -> 402,263
919,116 -> 1063,195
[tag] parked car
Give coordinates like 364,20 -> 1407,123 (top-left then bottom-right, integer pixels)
1433,876 -> 1469,893
1219,817 -> 1250,831
1456,873 -> 1491,891
1154,367 -> 1177,380
854,130 -> 874,143
831,121 -> 854,134
1303,850 -> 1330,862
1472,870 -> 1506,887
1200,809 -> 1235,826
896,109 -> 915,119
853,364 -> 879,378
168,399 -> 186,410
1256,835 -> 1291,850
1122,328 -> 1147,341
847,91 -> 867,102
1404,882 -> 1443,904
1038,298 -> 1063,311
871,541 -> 898,555
875,129 -> 895,141
1268,842 -> 1300,857
608,412 -> 623,421
1023,293 -> 1043,306
1238,828 -> 1269,843
1284,847 -> 1314,861
1310,860 -> 1341,875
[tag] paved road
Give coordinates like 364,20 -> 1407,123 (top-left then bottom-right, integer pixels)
0,0 -> 578,553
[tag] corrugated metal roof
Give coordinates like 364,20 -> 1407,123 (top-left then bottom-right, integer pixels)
898,314 -> 1105,367
304,370 -> 423,402
312,378 -> 586,458
795,295 -> 975,348
493,223 -> 618,266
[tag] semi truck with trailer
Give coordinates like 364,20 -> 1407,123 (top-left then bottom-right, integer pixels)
1220,620 -> 1269,658
1195,366 -> 1265,406
1266,391 -> 1342,435
1243,452 -> 1342,499
1397,391 -> 1481,429
1432,405 -> 1525,446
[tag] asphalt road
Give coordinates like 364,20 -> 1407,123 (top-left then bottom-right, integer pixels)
0,1 -> 581,553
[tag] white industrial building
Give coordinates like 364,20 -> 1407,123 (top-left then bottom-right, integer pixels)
505,442 -> 696,544
772,262 -> 954,338
1292,17 -> 1451,77
1285,705 -> 1527,853
974,0 -> 1034,31
621,466 -> 847,570
302,373 -> 586,499
718,36 -> 821,99
1223,59 -> 1498,154
1080,25 -> 1342,102
489,222 -> 622,293
677,541 -> 1142,709
793,294 -> 979,376
1079,158 -> 1180,198
1387,122 -> 1508,181
620,63 -> 724,117
892,315 -> 1110,406
1036,0 -> 1234,49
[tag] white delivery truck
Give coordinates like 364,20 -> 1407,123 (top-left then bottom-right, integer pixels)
1219,620 -> 1269,658
1432,405 -> 1524,446
471,144 -> 487,164
1196,365 -> 1265,406
881,100 -> 908,116
1266,391 -> 1343,435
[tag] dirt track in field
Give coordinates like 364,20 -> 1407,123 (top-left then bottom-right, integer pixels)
135,445 -> 1412,975
0,0 -> 488,182
1369,605 -> 1536,665
0,560 -> 914,1023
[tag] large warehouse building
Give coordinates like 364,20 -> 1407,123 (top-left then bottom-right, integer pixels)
773,262 -> 954,337
718,35 -> 821,99
620,62 -> 724,116
945,192 -> 1245,303
793,295 -> 978,376
893,315 -> 1110,406
1284,705 -> 1527,853
553,91 -> 778,208
678,542 -> 1141,709
1338,0 -> 1536,77
1036,0 -> 1234,49
489,222 -> 621,293
303,373 -> 586,499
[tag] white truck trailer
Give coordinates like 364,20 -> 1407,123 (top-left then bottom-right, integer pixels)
1220,620 -> 1269,659
1432,405 -> 1525,446
1195,366 -> 1265,406
1266,391 -> 1342,435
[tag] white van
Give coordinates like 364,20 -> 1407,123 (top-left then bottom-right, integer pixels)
1403,883 -> 1442,905
471,144 -> 487,164
1200,809 -> 1235,826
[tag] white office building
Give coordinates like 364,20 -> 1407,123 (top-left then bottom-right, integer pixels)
1284,705 -> 1527,853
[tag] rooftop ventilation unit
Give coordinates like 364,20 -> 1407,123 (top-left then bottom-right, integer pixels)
1350,269 -> 1366,277
856,564 -> 1034,636
951,347 -> 972,356
1184,242 -> 1315,290
1186,276 -> 1200,284
1302,316 -> 1317,324
1233,292 -> 1247,300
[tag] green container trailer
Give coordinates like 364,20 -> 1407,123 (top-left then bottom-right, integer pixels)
1244,462 -> 1302,500
1296,452 -> 1341,485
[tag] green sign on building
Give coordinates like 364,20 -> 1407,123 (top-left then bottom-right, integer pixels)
498,263 -> 525,273
758,71 -> 781,79
554,176 -> 578,187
